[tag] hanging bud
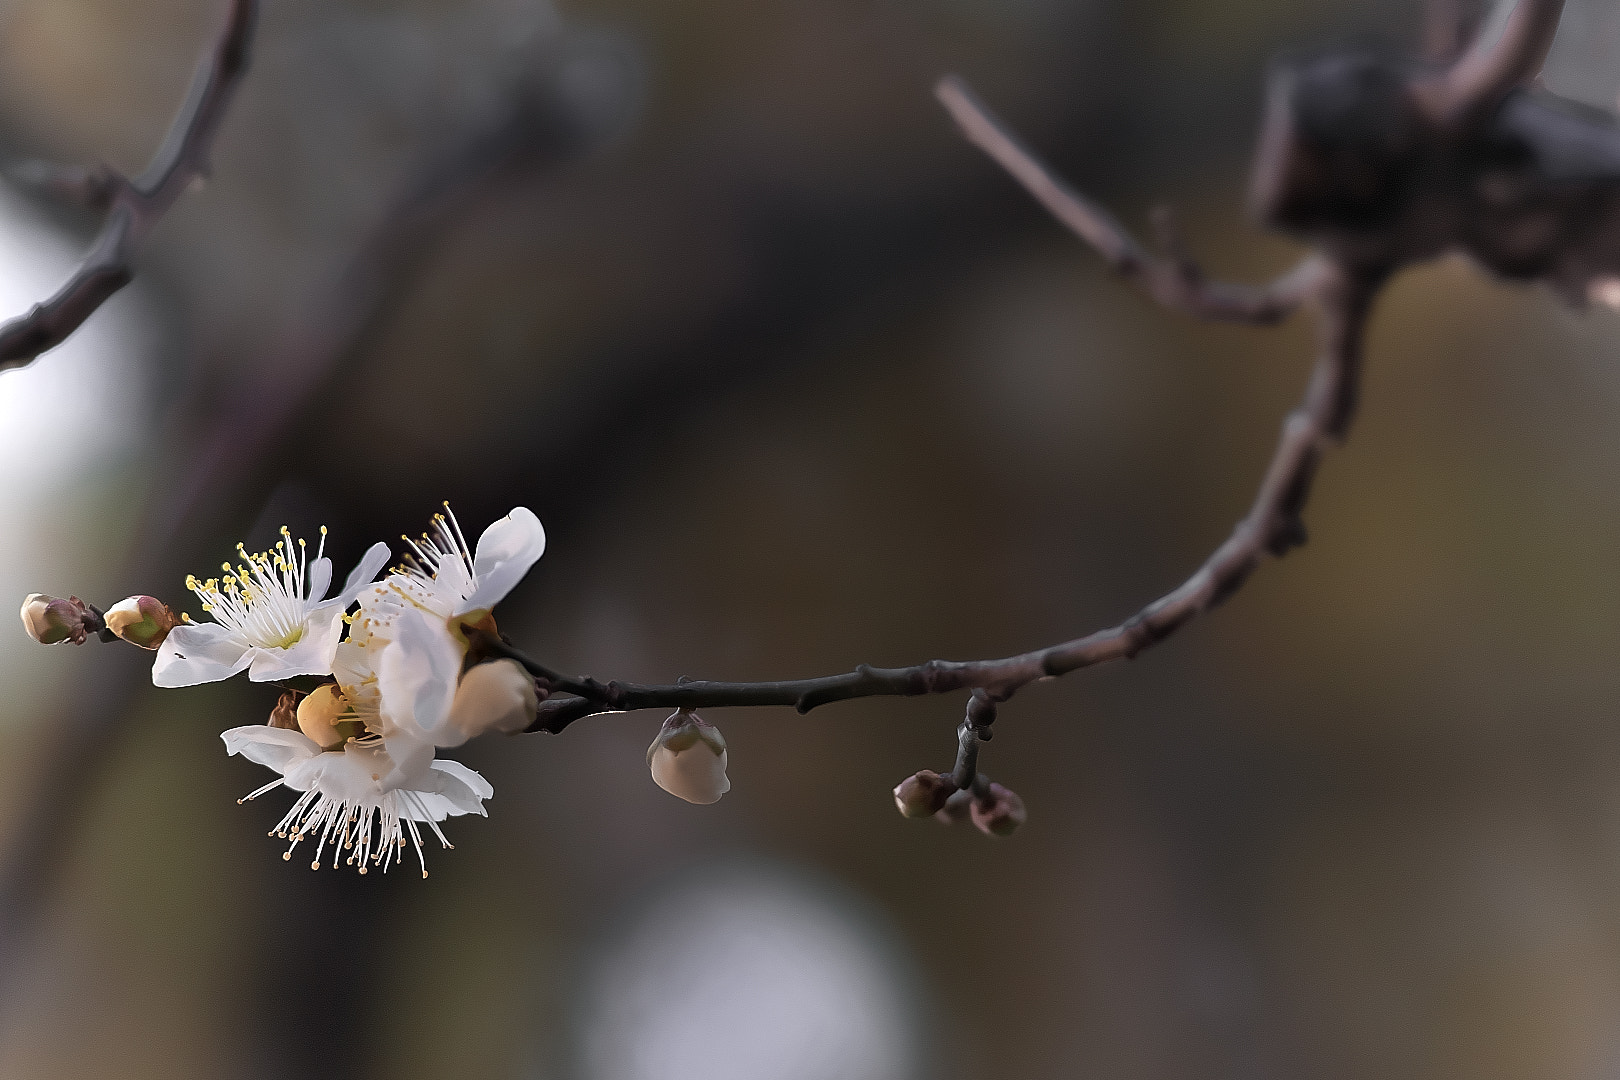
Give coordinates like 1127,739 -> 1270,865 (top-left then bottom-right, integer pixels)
296,684 -> 366,751
970,782 -> 1027,837
268,690 -> 300,731
443,659 -> 539,745
893,770 -> 954,818
647,709 -> 730,805
103,595 -> 178,650
19,593 -> 98,645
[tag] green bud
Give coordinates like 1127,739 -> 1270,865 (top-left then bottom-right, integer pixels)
103,595 -> 178,650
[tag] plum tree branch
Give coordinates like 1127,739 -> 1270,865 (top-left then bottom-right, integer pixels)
0,0 -> 257,369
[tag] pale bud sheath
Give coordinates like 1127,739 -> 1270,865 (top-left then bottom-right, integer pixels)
296,684 -> 362,751
103,595 -> 178,650
444,659 -> 539,745
20,593 -> 91,645
647,710 -> 730,805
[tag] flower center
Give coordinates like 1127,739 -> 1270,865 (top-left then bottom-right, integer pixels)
184,525 -> 325,648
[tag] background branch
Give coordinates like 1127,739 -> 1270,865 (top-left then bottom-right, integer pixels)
0,0 -> 256,370
1416,0 -> 1566,128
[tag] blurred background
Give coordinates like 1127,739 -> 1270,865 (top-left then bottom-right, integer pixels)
0,0 -> 1616,1077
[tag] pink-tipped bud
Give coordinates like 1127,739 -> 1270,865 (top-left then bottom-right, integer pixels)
103,595 -> 178,650
647,710 -> 730,805
893,770 -> 955,818
20,593 -> 95,645
970,782 -> 1027,837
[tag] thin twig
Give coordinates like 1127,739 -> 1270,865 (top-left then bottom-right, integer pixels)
1414,0 -> 1565,129
0,0 -> 257,370
1424,0 -> 1491,66
935,74 -> 1326,325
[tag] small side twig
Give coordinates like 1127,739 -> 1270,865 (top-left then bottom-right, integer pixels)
935,74 -> 1327,326
0,0 -> 257,370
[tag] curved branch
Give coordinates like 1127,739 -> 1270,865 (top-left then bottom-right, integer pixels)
935,75 -> 1326,325
0,0 -> 257,369
485,261 -> 1378,733
1415,0 -> 1566,130
1425,0 -> 1490,66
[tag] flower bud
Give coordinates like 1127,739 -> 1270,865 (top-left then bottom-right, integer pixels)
268,690 -> 300,731
893,770 -> 954,818
970,782 -> 1027,837
444,659 -> 539,744
20,593 -> 93,645
103,595 -> 178,650
296,684 -> 365,751
647,710 -> 729,805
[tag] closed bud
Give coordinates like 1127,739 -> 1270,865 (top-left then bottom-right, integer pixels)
445,659 -> 539,744
296,684 -> 365,751
893,770 -> 954,819
103,595 -> 177,650
970,782 -> 1027,837
268,690 -> 300,731
20,593 -> 94,645
647,709 -> 729,805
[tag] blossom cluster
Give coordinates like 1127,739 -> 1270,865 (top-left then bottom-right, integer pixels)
24,502 -> 736,878
156,505 -> 542,877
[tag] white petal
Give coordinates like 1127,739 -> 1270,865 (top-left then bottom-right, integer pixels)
429,757 -> 495,803
332,542 -> 391,608
305,556 -> 334,607
244,607 -> 346,682
221,725 -> 320,776
378,732 -> 436,791
152,622 -> 252,687
377,608 -> 464,744
460,507 -> 545,615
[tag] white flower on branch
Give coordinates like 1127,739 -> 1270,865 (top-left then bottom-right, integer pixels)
332,504 -> 546,747
647,710 -> 730,805
222,722 -> 491,879
390,504 -> 545,622
152,527 -> 389,687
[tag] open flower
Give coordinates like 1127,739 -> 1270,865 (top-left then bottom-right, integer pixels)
153,528 -> 390,687
389,504 -> 545,622
222,724 -> 491,878
332,505 -> 545,748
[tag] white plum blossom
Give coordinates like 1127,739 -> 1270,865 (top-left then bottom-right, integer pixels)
153,527 -> 389,687
390,504 -> 545,621
335,504 -> 546,748
222,724 -> 491,877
